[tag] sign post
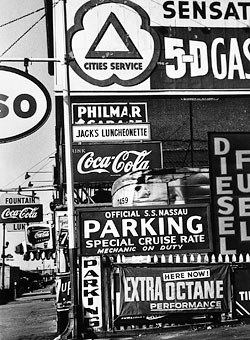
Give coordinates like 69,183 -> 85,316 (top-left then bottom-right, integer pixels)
1,223 -> 6,290
60,0 -> 79,338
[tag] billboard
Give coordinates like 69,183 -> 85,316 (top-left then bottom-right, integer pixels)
78,205 -> 212,256
72,141 -> 163,183
208,132 -> 250,255
54,0 -> 250,94
116,264 -> 230,322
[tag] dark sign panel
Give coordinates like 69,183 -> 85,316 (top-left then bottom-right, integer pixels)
0,204 -> 43,223
208,132 -> 250,255
56,272 -> 71,311
72,102 -> 148,124
25,224 -> 53,250
72,142 -> 162,184
234,266 -> 250,318
116,264 -> 230,322
79,205 -> 212,256
151,27 -> 250,91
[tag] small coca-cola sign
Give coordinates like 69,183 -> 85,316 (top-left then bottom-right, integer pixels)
26,224 -> 53,250
0,204 -> 43,223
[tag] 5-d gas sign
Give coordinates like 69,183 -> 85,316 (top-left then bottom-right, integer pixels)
0,66 -> 51,143
55,0 -> 250,93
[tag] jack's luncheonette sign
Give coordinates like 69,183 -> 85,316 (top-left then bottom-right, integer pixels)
54,0 -> 250,94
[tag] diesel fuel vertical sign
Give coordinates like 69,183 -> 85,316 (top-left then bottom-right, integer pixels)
209,132 -> 250,255
54,0 -> 250,94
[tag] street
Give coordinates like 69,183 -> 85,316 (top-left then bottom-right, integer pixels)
0,286 -> 57,340
127,323 -> 250,340
1,286 -> 250,340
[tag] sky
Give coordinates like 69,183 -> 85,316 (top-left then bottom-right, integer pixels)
0,1 -> 56,270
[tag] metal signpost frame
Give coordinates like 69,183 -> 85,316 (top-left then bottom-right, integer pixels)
60,0 -> 80,339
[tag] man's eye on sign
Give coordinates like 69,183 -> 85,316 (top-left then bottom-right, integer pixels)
67,0 -> 160,87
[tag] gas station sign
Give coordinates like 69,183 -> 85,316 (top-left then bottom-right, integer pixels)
54,0 -> 250,94
0,66 -> 51,143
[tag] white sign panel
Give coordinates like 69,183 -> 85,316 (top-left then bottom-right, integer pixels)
0,193 -> 40,205
0,66 -> 51,143
82,256 -> 103,329
72,123 -> 151,142
6,223 -> 27,232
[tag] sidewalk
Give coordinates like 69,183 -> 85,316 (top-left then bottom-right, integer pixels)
0,286 -> 57,340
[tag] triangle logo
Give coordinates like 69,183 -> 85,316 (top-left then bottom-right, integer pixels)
85,13 -> 142,59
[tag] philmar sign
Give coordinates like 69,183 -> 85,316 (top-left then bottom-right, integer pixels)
0,204 -> 43,223
72,141 -> 162,184
116,264 -> 230,322
79,205 -> 212,256
72,102 -> 148,124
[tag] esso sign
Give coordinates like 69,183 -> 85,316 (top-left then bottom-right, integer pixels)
0,66 -> 51,143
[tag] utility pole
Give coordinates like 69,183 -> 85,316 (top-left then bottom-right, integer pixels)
189,100 -> 194,167
1,223 -> 6,291
60,0 -> 79,339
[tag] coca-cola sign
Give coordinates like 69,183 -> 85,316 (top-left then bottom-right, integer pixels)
72,142 -> 162,183
0,204 -> 43,223
27,226 -> 50,244
26,224 -> 53,250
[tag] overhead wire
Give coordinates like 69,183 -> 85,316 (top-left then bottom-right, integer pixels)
0,7 -> 44,28
0,1 -> 60,57
1,151 -> 55,190
0,13 -> 46,57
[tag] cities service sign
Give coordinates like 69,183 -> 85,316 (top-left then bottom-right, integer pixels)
54,0 -> 250,94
